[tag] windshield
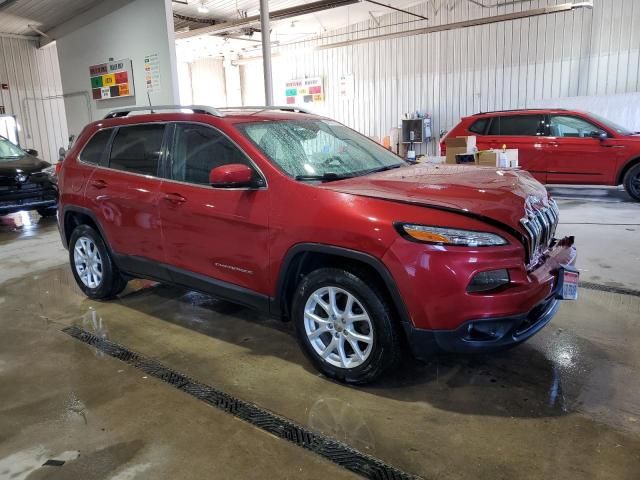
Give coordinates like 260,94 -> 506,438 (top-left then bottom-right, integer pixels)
0,137 -> 26,161
237,119 -> 404,180
583,112 -> 632,135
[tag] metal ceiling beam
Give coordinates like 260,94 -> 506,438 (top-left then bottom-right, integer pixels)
313,1 -> 593,50
175,0 -> 361,39
364,0 -> 428,20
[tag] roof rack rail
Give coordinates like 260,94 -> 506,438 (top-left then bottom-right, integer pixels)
473,108 -> 567,116
104,105 -> 225,119
219,106 -> 314,115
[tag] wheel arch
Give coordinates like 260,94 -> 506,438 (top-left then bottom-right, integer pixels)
272,243 -> 412,327
617,156 -> 640,185
62,206 -> 111,251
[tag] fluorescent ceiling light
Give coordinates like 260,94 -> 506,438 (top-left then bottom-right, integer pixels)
197,1 -> 209,14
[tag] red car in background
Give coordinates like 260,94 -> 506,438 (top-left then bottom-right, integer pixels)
57,106 -> 577,384
442,108 -> 640,201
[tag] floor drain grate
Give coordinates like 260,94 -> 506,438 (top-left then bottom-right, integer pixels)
62,325 -> 422,480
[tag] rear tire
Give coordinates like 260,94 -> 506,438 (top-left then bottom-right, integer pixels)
623,163 -> 640,201
69,225 -> 127,299
292,268 -> 401,384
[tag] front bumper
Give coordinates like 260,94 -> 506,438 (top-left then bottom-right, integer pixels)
0,184 -> 58,215
403,290 -> 560,358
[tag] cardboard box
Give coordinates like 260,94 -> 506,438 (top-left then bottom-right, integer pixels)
445,135 -> 476,164
445,147 -> 468,164
476,149 -> 520,168
477,151 -> 498,167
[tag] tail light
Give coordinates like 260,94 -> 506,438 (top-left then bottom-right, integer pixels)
440,140 -> 446,156
55,162 -> 63,175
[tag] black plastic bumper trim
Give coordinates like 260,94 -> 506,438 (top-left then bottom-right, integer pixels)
61,325 -> 421,480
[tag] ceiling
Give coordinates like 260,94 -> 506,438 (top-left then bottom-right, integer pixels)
0,0 -> 103,36
0,0 -> 425,55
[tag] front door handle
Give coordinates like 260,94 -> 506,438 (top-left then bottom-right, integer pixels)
163,192 -> 186,205
90,179 -> 107,189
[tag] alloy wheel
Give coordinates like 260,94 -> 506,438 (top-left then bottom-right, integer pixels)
303,286 -> 374,369
74,236 -> 104,289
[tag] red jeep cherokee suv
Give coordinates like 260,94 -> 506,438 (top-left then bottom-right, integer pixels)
442,108 -> 640,201
58,105 -> 577,384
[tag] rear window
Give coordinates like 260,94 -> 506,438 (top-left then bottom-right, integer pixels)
109,124 -> 165,176
487,115 -> 546,136
468,118 -> 489,134
80,129 -> 112,165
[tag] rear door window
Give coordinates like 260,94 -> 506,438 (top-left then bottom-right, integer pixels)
109,124 -> 165,176
80,129 -> 112,165
487,115 -> 546,136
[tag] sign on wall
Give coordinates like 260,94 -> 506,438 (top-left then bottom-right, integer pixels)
338,74 -> 354,101
285,77 -> 324,105
144,53 -> 161,94
89,59 -> 134,101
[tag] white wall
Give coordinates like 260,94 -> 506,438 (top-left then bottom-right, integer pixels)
189,58 -> 227,107
0,36 -> 68,163
55,0 -> 179,137
239,0 -> 640,154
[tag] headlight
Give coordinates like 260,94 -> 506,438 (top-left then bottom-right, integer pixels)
42,165 -> 56,177
397,224 -> 508,247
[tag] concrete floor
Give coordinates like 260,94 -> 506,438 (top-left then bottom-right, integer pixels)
1,186 -> 639,479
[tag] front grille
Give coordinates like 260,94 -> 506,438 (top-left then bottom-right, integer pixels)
520,199 -> 559,268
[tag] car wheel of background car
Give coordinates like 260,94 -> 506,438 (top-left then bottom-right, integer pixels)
292,267 -> 401,384
37,207 -> 57,217
69,225 -> 127,299
623,163 -> 640,201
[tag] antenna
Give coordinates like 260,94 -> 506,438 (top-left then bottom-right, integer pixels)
147,91 -> 154,113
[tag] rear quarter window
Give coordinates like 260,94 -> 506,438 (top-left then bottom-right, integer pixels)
468,118 -> 489,134
79,129 -> 113,165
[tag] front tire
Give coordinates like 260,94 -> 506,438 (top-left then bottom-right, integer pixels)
623,163 -> 640,201
69,225 -> 127,299
292,268 -> 401,384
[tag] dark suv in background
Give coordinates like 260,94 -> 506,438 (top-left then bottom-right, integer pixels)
442,108 -> 640,200
0,136 -> 58,217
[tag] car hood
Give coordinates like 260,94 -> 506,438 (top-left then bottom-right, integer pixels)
321,164 -> 549,230
0,156 -> 50,177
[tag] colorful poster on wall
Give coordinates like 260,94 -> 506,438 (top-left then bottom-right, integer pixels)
144,53 -> 161,94
89,59 -> 134,101
285,77 -> 324,105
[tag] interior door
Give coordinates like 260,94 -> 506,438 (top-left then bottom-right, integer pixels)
482,114 -> 548,183
159,122 -> 270,295
84,124 -> 166,268
544,115 -> 625,185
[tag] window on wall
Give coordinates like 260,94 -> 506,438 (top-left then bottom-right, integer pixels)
549,115 -> 602,138
109,124 -> 165,176
487,115 -> 546,136
171,123 -> 254,185
80,129 -> 112,165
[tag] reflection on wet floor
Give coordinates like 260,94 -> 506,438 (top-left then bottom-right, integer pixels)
1,264 -> 639,478
0,211 -> 58,243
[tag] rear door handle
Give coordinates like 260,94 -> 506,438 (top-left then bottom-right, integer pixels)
163,192 -> 186,205
90,179 -> 107,189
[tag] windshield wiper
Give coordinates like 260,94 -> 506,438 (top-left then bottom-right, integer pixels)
357,164 -> 403,176
294,172 -> 351,182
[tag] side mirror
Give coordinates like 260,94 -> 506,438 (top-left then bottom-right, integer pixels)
24,148 -> 38,156
210,164 -> 255,188
58,147 -> 67,162
591,131 -> 608,141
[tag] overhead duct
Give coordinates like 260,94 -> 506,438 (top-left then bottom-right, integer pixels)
176,0 -> 362,39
